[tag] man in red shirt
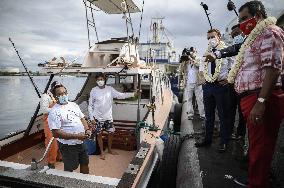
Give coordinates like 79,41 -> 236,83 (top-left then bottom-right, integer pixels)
232,1 -> 284,187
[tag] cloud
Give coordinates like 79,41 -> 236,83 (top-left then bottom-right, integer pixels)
0,0 -> 283,70
0,46 -> 15,58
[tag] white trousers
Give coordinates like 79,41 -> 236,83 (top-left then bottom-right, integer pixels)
186,83 -> 205,117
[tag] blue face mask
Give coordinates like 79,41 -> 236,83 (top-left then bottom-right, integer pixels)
58,95 -> 68,104
233,34 -> 244,45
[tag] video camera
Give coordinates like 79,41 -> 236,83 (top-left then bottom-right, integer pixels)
180,47 -> 195,62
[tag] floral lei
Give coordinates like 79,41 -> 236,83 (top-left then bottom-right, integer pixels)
227,17 -> 277,84
204,41 -> 226,82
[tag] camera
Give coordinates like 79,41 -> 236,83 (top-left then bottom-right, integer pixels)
180,47 -> 195,62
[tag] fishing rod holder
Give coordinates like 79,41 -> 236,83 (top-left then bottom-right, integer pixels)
146,103 -> 156,112
31,137 -> 55,170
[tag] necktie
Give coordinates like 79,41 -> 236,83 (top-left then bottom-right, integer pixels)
211,48 -> 217,75
211,61 -> 216,75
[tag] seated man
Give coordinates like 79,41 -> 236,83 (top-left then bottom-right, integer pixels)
88,73 -> 138,160
48,83 -> 91,173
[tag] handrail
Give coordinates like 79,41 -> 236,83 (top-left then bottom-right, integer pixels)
31,137 -> 55,170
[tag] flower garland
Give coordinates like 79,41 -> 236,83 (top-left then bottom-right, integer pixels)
203,41 -> 226,82
227,17 -> 277,83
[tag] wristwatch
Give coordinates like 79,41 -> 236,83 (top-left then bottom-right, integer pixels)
257,97 -> 266,103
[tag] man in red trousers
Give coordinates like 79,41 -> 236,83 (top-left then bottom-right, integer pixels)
232,1 -> 284,188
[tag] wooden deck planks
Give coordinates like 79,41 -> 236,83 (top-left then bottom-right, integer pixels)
5,142 -> 135,179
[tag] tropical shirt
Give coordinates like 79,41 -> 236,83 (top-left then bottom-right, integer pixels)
234,25 -> 284,94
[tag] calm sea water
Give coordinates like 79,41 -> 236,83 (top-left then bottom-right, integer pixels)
0,76 -> 87,139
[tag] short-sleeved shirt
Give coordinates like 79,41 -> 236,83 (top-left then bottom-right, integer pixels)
187,64 -> 198,84
234,25 -> 284,94
186,58 -> 201,84
88,86 -> 134,122
48,102 -> 85,145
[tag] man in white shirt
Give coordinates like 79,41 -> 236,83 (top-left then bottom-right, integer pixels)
182,47 -> 205,120
88,73 -> 137,160
48,84 -> 91,173
195,29 -> 231,153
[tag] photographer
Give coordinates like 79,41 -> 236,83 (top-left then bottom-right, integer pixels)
180,47 -> 205,120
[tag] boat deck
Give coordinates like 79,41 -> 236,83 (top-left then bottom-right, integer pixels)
5,142 -> 135,179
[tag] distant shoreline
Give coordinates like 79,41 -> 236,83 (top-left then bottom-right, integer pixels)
0,72 -> 88,77
0,73 -> 88,77
0,74 -> 48,76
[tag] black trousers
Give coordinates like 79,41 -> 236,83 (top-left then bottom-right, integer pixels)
228,85 -> 246,137
202,83 -> 230,145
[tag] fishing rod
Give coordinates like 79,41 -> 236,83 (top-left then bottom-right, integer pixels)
8,39 -> 56,136
9,38 -> 42,98
24,74 -> 55,137
227,0 -> 239,17
200,2 -> 213,30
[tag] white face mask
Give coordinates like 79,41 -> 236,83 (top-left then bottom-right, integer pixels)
233,34 -> 245,45
97,80 -> 105,87
209,38 -> 218,48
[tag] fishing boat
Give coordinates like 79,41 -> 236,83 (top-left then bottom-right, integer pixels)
138,17 -> 183,100
0,1 -> 183,187
138,17 -> 178,70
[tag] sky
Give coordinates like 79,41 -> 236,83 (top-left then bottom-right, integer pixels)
0,0 -> 283,71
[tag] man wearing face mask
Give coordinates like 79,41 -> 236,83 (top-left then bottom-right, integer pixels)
204,25 -> 245,62
48,84 -> 91,173
195,29 -> 232,153
227,25 -> 247,140
88,73 -> 138,160
181,47 -> 205,120
231,1 -> 284,187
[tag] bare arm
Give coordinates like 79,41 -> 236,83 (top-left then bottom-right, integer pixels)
52,129 -> 87,141
249,67 -> 280,125
259,67 -> 280,99
81,117 -> 90,131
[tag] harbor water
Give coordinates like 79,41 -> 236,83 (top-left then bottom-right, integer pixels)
0,76 -> 87,139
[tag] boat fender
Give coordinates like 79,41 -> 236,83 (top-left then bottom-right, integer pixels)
158,134 -> 181,188
173,103 -> 182,132
155,137 -> 164,160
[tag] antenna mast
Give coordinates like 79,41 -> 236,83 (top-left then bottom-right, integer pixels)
150,17 -> 165,43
